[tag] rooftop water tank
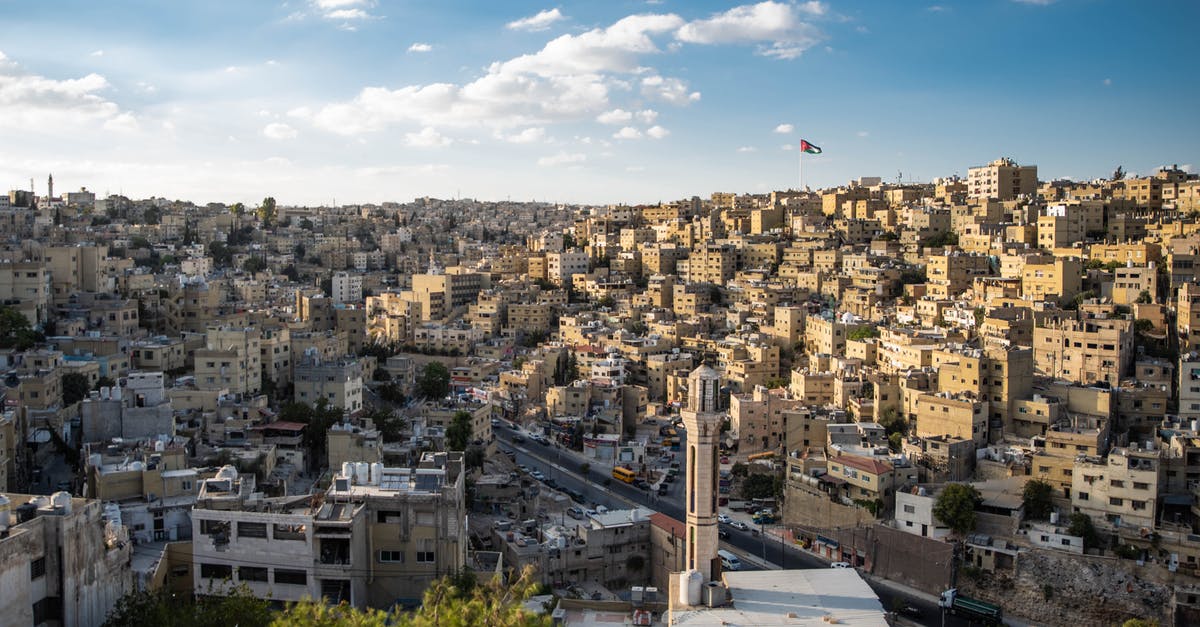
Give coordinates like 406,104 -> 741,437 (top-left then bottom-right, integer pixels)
216,465 -> 238,481
341,462 -> 354,481
51,491 -> 72,514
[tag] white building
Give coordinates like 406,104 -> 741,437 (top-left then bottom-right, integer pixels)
331,271 -> 363,304
547,250 -> 590,285
894,485 -> 951,540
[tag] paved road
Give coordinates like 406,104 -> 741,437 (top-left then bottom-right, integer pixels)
495,427 -> 966,626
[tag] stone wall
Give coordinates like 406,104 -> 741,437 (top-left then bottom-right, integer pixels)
783,485 -> 876,529
960,546 -> 1173,626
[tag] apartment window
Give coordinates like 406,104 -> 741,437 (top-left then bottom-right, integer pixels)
1110,480 -> 1125,488
200,563 -> 233,579
902,504 -> 915,514
1131,501 -> 1147,511
238,522 -> 268,539
31,556 -> 46,579
1133,482 -> 1150,490
1109,497 -> 1124,507
417,539 -> 436,563
274,569 -> 307,585
239,567 -> 268,582
379,550 -> 405,563
1079,492 -> 1089,501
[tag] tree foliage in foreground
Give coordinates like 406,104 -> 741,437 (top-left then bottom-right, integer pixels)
933,482 -> 981,535
105,567 -> 551,627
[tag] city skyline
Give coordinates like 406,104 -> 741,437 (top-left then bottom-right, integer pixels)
1,0 -> 1197,205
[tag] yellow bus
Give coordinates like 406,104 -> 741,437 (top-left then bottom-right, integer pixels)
747,451 -> 777,462
612,466 -> 637,483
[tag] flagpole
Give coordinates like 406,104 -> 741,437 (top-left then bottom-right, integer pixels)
799,145 -> 804,191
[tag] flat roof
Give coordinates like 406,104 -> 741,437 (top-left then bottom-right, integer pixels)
671,569 -> 888,626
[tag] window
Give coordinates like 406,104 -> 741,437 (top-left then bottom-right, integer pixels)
238,522 -> 268,539
417,539 -> 436,563
903,504 -> 915,514
275,569 -> 308,585
239,567 -> 268,582
31,556 -> 46,579
379,550 -> 405,563
1133,482 -> 1150,490
1109,497 -> 1124,507
200,563 -> 233,579
1110,480 -> 1125,488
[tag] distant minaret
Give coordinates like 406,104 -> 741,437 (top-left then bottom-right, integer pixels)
47,173 -> 53,200
680,363 -> 724,582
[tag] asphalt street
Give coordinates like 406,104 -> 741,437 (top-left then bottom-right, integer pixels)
494,426 -> 968,626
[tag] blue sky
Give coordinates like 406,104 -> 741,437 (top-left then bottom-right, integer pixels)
0,0 -> 1196,206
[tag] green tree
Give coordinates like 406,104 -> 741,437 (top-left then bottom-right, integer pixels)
275,565 -> 551,627
741,473 -> 781,500
1112,165 -> 1126,181
416,361 -> 451,400
1136,290 -> 1153,304
95,375 -> 117,390
242,256 -> 267,273
208,241 -> 233,267
446,410 -> 473,451
257,196 -> 277,227
848,327 -> 879,341
103,585 -> 272,627
1121,620 -> 1158,627
1022,478 -> 1054,520
62,372 -> 91,406
933,483 -> 981,535
279,398 -> 343,468
0,306 -> 39,350
1068,512 -> 1101,550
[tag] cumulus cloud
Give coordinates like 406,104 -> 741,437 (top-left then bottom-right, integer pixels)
596,108 -> 633,124
636,109 -> 658,123
501,127 -> 546,143
0,50 -> 133,131
676,1 -> 823,60
613,126 -> 642,140
646,125 -> 669,139
90,49 -> 104,57
856,130 -> 869,137
312,0 -> 378,22
641,75 -> 700,104
408,43 -> 432,53
404,127 -> 451,147
538,151 -> 586,166
263,122 -> 298,140
774,123 -> 794,134
736,146 -> 757,153
506,8 -> 565,32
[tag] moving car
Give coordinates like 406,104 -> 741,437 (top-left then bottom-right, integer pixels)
730,521 -> 749,531
512,435 -> 525,443
717,514 -> 732,524
657,484 -> 668,496
718,529 -> 730,540
530,470 -> 545,481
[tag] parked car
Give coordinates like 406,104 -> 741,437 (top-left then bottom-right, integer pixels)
718,514 -> 732,524
512,435 -> 525,443
491,419 -> 501,427
718,529 -> 730,540
665,473 -> 676,483
730,521 -> 749,531
657,484 -> 668,496
518,465 -> 530,473
830,562 -> 851,569
719,456 -> 730,464
530,470 -> 545,481
544,479 -> 558,489
567,507 -> 585,520
896,603 -> 921,618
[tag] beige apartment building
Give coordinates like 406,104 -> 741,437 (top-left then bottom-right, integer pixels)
1021,257 -> 1083,303
1071,446 -> 1159,530
914,392 -> 988,447
729,385 -> 803,453
194,326 -> 262,395
294,356 -> 364,414
1033,316 -> 1133,385
967,157 -> 1037,200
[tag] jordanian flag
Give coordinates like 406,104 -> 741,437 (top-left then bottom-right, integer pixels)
800,139 -> 822,154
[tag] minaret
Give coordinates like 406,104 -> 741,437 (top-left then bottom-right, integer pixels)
47,173 -> 53,200
680,363 -> 723,582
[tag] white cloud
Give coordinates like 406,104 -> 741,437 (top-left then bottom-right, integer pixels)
311,0 -> 378,22
408,43 -> 433,53
1103,78 -> 1112,86
613,126 -> 642,140
597,108 -> 633,124
636,109 -> 658,123
646,125 -> 669,139
300,12 -> 698,135
506,8 -> 565,32
641,75 -> 700,104
538,152 -> 586,166
90,49 -> 104,57
404,127 -> 452,147
927,5 -> 948,11
1012,0 -> 1055,5
0,50 -> 132,131
676,1 -> 823,60
736,146 -> 757,153
327,8 -> 370,19
774,123 -> 794,134
856,130 -> 869,137
501,127 -> 546,143
263,122 -> 299,140
781,143 -> 794,151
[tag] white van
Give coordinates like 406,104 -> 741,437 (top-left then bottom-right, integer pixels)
718,549 -> 741,571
